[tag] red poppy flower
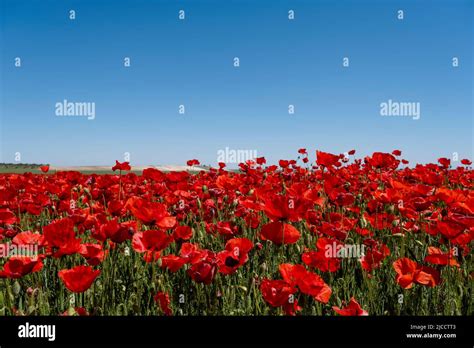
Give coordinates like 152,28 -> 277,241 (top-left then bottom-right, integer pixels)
126,197 -> 176,228
302,248 -> 340,273
415,266 -> 441,287
161,255 -> 187,272
40,165 -> 49,173
114,220 -> 137,243
0,209 -> 17,225
393,258 -> 440,289
95,218 -> 135,243
260,221 -> 300,245
0,257 -> 43,278
279,160 -> 289,168
392,150 -> 402,156
424,247 -> 459,267
132,229 -> 173,255
279,264 -> 332,303
217,238 -> 253,274
79,243 -> 106,266
107,200 -> 125,216
393,258 -> 418,289
172,225 -> 193,241
360,242 -> 390,272
12,231 -> 42,245
58,265 -> 100,293
186,159 -> 200,166
438,158 -> 450,168
436,220 -> 465,240
154,291 -> 172,315
42,218 -> 82,257
112,161 -> 131,171
179,242 -> 202,261
303,238 -> 343,272
187,257 -> 217,285
212,221 -> 237,237
316,151 -> 341,168
366,152 -> 399,169
262,194 -> 309,222
260,279 -> 300,315
460,159 -> 472,165
333,298 -> 368,316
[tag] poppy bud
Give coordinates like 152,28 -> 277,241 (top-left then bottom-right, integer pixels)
67,306 -> 76,316
4,228 -> 15,238
12,281 -> 21,295
202,185 -> 208,193
237,285 -> 247,292
260,262 -> 267,273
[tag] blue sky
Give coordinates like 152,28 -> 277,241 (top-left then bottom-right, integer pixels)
1,0 -> 472,166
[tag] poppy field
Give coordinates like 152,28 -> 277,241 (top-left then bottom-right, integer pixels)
0,150 -> 472,316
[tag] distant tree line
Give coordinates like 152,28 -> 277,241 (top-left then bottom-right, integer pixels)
0,163 -> 49,168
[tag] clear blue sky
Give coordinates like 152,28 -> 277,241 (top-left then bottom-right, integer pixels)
1,0 -> 472,166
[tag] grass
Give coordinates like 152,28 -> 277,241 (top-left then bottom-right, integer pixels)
0,207 -> 471,316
